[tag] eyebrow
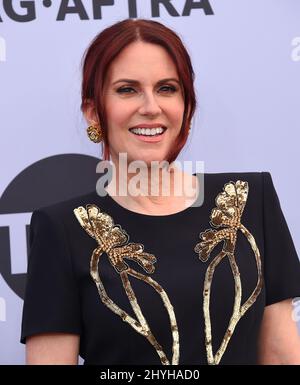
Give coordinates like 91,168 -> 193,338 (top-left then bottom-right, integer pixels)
112,78 -> 181,85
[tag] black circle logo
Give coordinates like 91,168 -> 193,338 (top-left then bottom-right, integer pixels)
0,154 -> 101,299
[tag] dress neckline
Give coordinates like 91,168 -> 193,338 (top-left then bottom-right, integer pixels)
102,173 -> 204,219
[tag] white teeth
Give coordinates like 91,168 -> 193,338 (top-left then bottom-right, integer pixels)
130,127 -> 165,136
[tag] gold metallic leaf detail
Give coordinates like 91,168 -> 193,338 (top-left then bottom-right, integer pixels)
74,204 -> 179,365
194,180 -> 263,365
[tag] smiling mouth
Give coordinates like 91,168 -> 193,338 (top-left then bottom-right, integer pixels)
128,127 -> 167,137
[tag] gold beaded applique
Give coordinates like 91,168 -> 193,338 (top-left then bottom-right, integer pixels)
194,180 -> 263,365
73,204 -> 179,365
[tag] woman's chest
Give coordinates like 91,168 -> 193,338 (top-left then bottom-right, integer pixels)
75,216 -> 265,364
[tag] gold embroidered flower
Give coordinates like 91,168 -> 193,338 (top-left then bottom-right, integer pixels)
73,203 -> 179,365
74,204 -> 157,274
194,180 -> 248,261
193,179 -> 262,365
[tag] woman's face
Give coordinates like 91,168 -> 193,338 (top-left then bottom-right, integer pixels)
102,41 -> 185,167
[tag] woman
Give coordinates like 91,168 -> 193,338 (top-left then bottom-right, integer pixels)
21,18 -> 300,365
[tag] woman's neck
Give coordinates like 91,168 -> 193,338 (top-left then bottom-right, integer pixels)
104,163 -> 199,215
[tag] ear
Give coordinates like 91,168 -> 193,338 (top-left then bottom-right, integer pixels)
82,99 -> 99,126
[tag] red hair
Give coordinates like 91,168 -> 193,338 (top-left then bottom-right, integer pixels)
81,18 -> 197,164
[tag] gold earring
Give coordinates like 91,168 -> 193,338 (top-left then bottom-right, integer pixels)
87,125 -> 103,143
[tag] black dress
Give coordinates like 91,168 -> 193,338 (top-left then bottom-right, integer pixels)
20,172 -> 300,365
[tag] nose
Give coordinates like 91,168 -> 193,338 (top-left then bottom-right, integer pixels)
138,91 -> 162,116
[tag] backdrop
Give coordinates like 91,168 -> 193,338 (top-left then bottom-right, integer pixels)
0,0 -> 299,364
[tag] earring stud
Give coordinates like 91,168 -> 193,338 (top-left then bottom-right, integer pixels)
87,125 -> 103,143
